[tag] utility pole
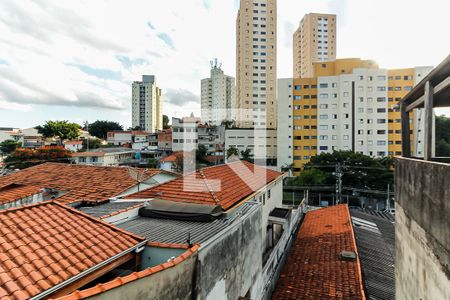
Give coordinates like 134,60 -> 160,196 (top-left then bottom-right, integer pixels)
84,121 -> 90,152
386,184 -> 390,211
334,164 -> 343,204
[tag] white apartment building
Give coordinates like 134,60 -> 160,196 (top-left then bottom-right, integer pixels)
317,68 -> 389,157
132,75 -> 163,133
225,128 -> 277,165
236,0 -> 277,129
412,66 -> 434,157
276,79 -> 293,171
171,116 -> 201,152
201,61 -> 236,125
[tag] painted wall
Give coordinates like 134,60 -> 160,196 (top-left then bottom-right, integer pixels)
88,252 -> 197,300
197,205 -> 263,300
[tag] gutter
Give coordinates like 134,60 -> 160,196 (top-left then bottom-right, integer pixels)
30,239 -> 148,300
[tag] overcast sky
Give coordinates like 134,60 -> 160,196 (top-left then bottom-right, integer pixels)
0,0 -> 449,128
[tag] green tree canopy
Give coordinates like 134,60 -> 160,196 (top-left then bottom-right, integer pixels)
0,140 -> 20,154
163,115 -> 170,129
302,150 -> 394,190
88,120 -> 123,139
82,138 -> 102,151
196,144 -> 208,163
287,168 -> 327,186
240,148 -> 254,163
36,121 -> 81,141
436,115 -> 450,156
226,146 -> 239,158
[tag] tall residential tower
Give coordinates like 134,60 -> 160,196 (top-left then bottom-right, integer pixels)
236,0 -> 277,128
201,60 -> 236,125
132,75 -> 163,133
293,13 -> 337,78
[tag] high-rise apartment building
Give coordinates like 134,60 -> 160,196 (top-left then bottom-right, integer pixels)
293,13 -> 337,78
236,0 -> 277,129
277,59 -> 432,175
201,60 -> 236,125
132,75 -> 163,133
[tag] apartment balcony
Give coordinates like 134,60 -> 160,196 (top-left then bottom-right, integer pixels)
396,54 -> 450,299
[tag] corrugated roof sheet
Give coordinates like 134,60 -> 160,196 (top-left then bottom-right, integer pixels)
350,209 -> 395,300
117,202 -> 258,245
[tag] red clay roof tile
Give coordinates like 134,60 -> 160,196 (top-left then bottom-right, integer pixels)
272,205 -> 366,300
125,161 -> 283,210
0,163 -> 172,205
55,244 -> 200,300
0,184 -> 42,205
0,201 -> 145,300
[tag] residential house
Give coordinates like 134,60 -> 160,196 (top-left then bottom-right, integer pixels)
0,162 -> 178,208
71,148 -> 136,166
0,201 -> 149,299
157,128 -> 172,152
64,140 -> 83,152
41,161 -> 303,300
172,116 -> 201,152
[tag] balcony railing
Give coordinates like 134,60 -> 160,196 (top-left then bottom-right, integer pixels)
400,54 -> 450,162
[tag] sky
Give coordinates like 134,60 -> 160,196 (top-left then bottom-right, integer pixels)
0,0 -> 449,129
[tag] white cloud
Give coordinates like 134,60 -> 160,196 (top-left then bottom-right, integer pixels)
0,0 -> 449,128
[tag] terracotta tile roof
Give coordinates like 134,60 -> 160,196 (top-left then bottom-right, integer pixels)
0,184 -> 42,205
71,152 -> 105,157
55,244 -> 200,300
125,161 -> 283,210
159,154 -> 177,163
0,163 -> 168,205
64,141 -> 83,145
0,201 -> 145,300
272,205 -> 366,300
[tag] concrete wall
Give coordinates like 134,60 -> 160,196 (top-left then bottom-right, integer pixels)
196,205 -> 263,300
88,252 -> 197,300
395,157 -> 450,299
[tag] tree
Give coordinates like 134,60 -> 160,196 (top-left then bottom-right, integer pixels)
163,115 -> 170,129
88,120 -> 123,139
221,120 -> 235,129
4,146 -> 72,169
0,140 -> 20,154
226,146 -> 239,159
287,168 -> 327,186
304,150 -> 394,190
82,139 -> 102,151
436,115 -> 450,156
240,148 -> 254,163
196,144 -> 208,163
36,121 -> 81,141
128,126 -> 141,131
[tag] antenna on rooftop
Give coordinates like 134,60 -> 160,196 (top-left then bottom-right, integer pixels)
127,167 -> 147,192
187,232 -> 193,248
210,58 -> 222,70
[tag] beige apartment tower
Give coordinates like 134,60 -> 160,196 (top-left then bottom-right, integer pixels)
132,75 -> 163,133
236,0 -> 277,129
293,13 -> 336,78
